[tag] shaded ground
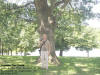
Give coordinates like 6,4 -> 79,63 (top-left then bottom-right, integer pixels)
0,56 -> 100,75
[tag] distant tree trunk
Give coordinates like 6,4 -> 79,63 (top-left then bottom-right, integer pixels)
21,49 -> 23,56
86,50 -> 89,57
34,0 -> 60,64
0,38 -> 1,55
59,50 -> 63,56
5,51 -> 6,55
8,49 -> 9,56
24,50 -> 27,56
16,48 -> 17,55
1,41 -> 3,56
21,51 -> 22,56
11,49 -> 12,56
6,49 -> 7,55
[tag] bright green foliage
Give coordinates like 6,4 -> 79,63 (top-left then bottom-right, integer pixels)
0,0 -> 100,55
55,6 -> 99,52
74,26 -> 98,51
56,24 -> 99,52
0,1 -> 39,54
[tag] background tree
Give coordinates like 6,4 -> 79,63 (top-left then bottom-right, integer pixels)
75,26 -> 98,57
0,1 -> 39,56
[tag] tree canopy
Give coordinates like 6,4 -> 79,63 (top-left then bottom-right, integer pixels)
0,0 -> 100,58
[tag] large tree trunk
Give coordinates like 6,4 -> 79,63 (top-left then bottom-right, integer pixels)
34,0 -> 60,65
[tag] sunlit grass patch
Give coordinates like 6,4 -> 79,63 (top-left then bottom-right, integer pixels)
82,68 -> 90,72
95,74 -> 100,75
75,63 -> 88,67
68,69 -> 77,74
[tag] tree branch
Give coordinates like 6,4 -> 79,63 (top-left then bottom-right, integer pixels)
50,0 -> 56,8
55,0 -> 64,7
8,1 -> 34,10
54,0 -> 71,8
20,1 -> 34,8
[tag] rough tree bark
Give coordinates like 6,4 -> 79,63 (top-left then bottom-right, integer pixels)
34,0 -> 60,64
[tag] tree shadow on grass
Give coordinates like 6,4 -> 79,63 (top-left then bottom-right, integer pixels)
46,57 -> 100,75
0,56 -> 100,75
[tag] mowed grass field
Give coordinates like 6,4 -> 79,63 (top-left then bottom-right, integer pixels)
0,56 -> 100,75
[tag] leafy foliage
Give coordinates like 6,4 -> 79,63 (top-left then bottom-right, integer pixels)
0,1 -> 39,54
0,0 -> 100,55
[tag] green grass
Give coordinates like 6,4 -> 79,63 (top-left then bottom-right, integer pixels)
0,56 -> 100,75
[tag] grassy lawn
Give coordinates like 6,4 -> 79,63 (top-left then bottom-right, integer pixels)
0,56 -> 100,75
